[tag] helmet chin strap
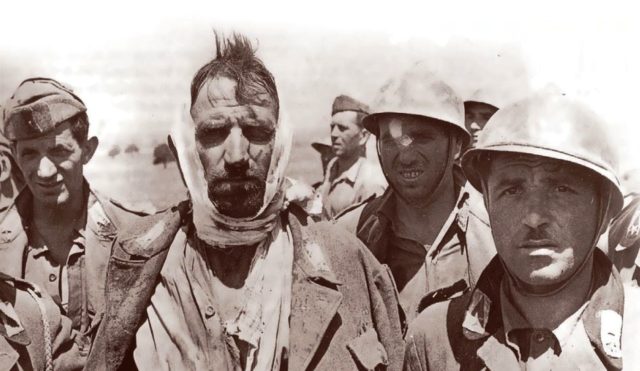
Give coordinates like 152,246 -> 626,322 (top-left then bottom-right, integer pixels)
377,133 -> 457,208
499,181 -> 614,298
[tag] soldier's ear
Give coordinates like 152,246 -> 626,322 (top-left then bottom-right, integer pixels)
358,128 -> 370,146
82,136 -> 99,165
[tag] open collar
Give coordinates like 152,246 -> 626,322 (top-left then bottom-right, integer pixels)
462,250 -> 625,369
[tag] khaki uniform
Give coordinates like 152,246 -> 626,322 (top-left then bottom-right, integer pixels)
86,204 -> 404,371
0,181 -> 149,361
403,250 -> 640,371
0,273 -> 83,371
317,157 -> 386,219
338,176 -> 496,323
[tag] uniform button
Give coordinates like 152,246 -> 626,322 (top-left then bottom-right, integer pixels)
534,331 -> 546,343
205,305 -> 215,318
49,274 -> 57,282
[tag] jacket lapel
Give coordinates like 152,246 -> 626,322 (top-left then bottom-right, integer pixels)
286,210 -> 343,371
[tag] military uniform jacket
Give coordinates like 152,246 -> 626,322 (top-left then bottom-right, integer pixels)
345,182 -> 495,323
0,272 -> 83,371
85,203 -> 404,371
0,182 -> 150,362
403,250 -> 640,371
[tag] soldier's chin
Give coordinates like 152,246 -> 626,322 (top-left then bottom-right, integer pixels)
208,181 -> 266,218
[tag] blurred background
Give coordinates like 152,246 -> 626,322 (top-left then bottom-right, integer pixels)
1,0 -> 639,210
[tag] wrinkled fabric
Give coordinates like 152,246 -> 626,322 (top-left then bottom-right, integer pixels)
342,179 -> 495,323
120,207 -> 404,371
317,156 -> 386,219
135,220 -> 293,371
403,250 -> 640,371
170,106 -> 292,248
0,273 -> 84,371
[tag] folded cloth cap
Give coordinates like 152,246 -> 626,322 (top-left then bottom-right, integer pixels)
2,78 -> 86,141
331,94 -> 369,116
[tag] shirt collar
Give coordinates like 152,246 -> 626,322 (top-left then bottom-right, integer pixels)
327,156 -> 364,187
462,250 -> 625,369
19,181 -> 92,257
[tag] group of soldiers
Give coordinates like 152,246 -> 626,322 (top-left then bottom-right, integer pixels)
0,31 -> 639,370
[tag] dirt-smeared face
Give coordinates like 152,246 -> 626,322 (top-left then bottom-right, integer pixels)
191,76 -> 277,218
377,115 -> 452,204
485,153 -> 600,288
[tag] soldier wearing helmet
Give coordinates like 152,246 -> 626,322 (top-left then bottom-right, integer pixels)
463,89 -> 500,148
337,65 -> 496,323
404,91 -> 640,370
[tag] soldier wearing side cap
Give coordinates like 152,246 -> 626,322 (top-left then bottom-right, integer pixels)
316,95 -> 386,219
0,78 -> 152,366
404,91 -> 640,370
337,65 -> 496,323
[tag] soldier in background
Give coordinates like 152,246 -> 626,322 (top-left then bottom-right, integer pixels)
0,78 -> 150,367
310,137 -> 333,188
463,89 -> 500,148
405,91 -> 640,370
316,95 -> 386,218
338,65 -> 495,322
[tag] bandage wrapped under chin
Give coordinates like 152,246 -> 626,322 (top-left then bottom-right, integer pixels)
170,104 -> 293,248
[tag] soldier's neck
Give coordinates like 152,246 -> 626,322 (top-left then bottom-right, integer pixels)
32,195 -> 85,265
206,243 -> 260,289
32,193 -> 84,229
334,152 -> 362,179
393,172 -> 457,246
507,254 -> 594,330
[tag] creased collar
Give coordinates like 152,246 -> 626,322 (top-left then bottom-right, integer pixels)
462,250 -> 625,369
327,156 -> 364,188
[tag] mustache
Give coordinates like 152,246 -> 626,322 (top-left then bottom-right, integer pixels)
517,228 -> 559,247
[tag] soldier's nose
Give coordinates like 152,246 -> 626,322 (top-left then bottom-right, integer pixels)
224,127 -> 249,164
37,156 -> 57,179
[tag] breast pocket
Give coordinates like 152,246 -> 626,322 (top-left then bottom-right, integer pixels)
347,327 -> 389,371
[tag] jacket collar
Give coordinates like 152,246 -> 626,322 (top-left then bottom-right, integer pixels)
462,250 -> 625,370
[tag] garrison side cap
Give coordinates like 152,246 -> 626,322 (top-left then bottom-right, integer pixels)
2,77 -> 87,141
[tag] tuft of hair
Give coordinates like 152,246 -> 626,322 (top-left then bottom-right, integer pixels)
190,32 -> 279,119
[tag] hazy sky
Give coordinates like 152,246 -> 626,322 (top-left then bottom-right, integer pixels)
2,1 -> 639,182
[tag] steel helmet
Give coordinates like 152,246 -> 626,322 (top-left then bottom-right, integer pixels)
363,63 -> 470,146
462,91 -> 624,217
464,88 -> 504,110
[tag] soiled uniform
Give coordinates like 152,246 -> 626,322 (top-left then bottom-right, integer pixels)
403,250 -> 640,371
338,175 -> 495,323
0,273 -> 83,371
86,204 -> 404,371
0,182 -> 150,361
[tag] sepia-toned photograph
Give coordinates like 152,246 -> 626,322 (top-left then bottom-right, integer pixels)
1,1 -> 639,369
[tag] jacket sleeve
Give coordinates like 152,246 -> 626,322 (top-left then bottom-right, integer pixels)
364,250 -> 405,371
402,325 -> 430,371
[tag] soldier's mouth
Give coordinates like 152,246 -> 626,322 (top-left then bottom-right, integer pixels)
399,170 -> 423,179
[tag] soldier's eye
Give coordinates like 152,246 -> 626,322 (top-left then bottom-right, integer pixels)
196,126 -> 230,146
502,186 -> 521,196
243,127 -> 274,144
556,185 -> 574,193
